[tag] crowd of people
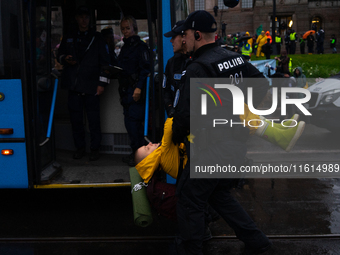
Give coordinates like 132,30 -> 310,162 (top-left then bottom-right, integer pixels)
214,24 -> 336,58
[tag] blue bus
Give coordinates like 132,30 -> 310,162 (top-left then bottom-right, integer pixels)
0,0 -> 235,189
0,0 -> 187,189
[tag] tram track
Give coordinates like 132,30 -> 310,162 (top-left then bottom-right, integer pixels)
1,234 -> 340,243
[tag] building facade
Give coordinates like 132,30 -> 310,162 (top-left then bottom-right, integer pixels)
188,0 -> 340,53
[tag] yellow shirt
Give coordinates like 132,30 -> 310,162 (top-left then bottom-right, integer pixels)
135,118 -> 187,183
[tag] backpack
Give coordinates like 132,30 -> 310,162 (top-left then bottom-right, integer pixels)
146,174 -> 178,221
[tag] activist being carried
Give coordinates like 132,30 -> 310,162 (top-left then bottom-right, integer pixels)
135,17 -> 305,185
170,10 -> 273,255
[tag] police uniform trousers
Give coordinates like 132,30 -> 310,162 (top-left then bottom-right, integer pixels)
276,44 -> 281,55
121,87 -> 145,153
317,42 -> 324,54
175,140 -> 269,255
300,43 -> 305,54
68,91 -> 101,150
290,41 -> 296,54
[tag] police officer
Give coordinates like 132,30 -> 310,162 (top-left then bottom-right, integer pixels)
299,34 -> 305,54
117,16 -> 151,166
172,10 -> 272,255
163,20 -> 190,117
240,40 -> 252,61
289,29 -> 297,54
275,32 -> 282,55
58,6 -> 110,161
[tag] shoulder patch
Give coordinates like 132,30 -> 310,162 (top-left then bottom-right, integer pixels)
174,73 -> 182,80
212,56 -> 246,74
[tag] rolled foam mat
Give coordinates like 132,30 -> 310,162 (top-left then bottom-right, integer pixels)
129,167 -> 153,227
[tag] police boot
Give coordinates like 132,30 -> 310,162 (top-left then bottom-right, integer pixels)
259,114 -> 299,130
255,120 -> 305,152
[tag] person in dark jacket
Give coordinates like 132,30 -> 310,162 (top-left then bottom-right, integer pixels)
275,32 -> 282,55
163,20 -> 190,117
117,15 -> 151,166
225,34 -> 233,46
171,10 -> 272,255
293,66 -> 307,92
221,21 -> 226,37
57,6 -> 110,161
330,34 -> 337,54
299,34 -> 305,54
274,50 -> 290,74
284,33 -> 290,54
261,38 -> 272,59
307,34 -> 314,54
316,28 -> 325,54
289,29 -> 297,54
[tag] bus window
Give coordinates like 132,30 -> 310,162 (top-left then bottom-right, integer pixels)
174,0 -> 190,22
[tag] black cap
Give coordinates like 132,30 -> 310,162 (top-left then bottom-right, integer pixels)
178,11 -> 217,33
76,6 -> 90,16
164,20 -> 185,38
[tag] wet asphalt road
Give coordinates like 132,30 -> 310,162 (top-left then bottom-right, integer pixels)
0,124 -> 340,254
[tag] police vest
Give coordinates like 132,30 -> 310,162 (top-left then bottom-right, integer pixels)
275,36 -> 281,43
289,58 -> 292,72
290,32 -> 296,41
187,46 -> 265,143
242,44 -> 252,56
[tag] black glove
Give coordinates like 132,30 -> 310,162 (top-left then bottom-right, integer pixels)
167,107 -> 176,117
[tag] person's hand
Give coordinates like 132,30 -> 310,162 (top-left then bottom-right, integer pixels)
274,57 -> 278,60
65,55 -> 77,65
133,88 -> 141,102
96,86 -> 105,96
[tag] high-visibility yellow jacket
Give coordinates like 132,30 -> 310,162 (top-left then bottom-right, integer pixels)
290,32 -> 296,41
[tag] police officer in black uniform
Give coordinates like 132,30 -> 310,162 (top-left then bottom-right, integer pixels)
163,20 -> 190,117
117,16 -> 151,166
172,11 -> 272,255
58,6 -> 110,161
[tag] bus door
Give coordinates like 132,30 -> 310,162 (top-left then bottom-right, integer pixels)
32,0 -> 165,188
29,0 -> 62,185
